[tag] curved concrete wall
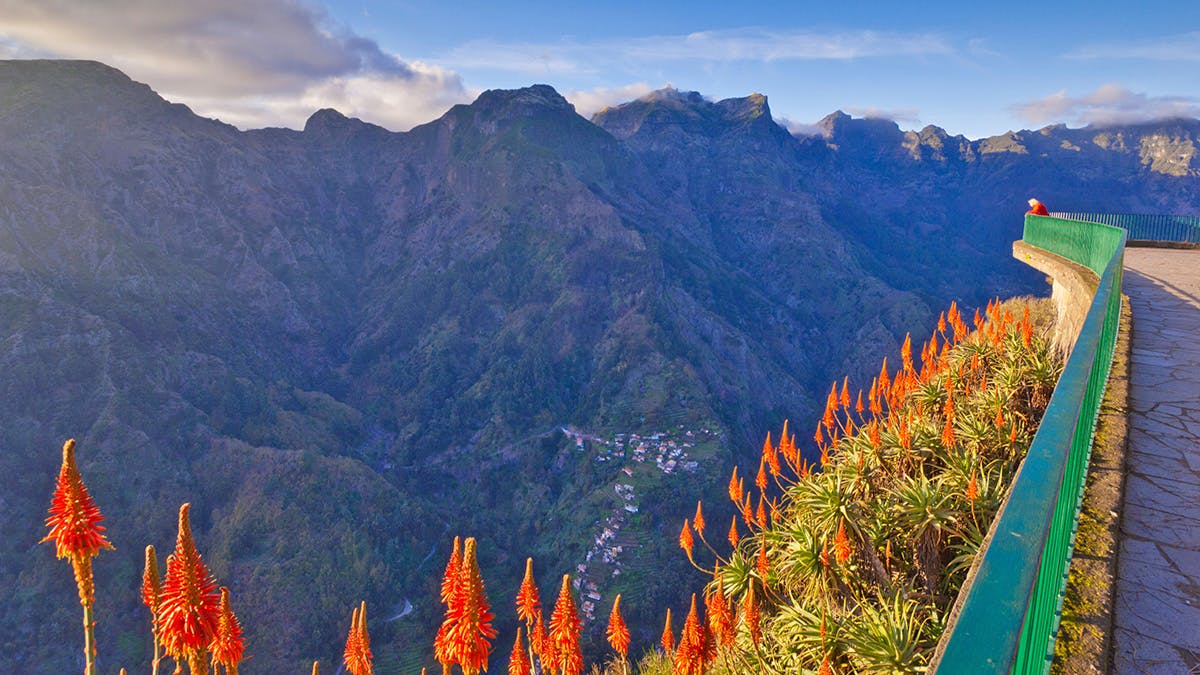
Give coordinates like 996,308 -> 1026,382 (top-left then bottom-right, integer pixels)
1013,239 -> 1099,356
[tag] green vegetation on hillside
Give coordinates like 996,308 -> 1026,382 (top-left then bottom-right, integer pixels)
624,297 -> 1061,674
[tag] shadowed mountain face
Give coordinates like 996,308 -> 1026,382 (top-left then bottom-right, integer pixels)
2,61 -> 1198,672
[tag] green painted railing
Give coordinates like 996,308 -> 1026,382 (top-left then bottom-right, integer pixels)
934,215 -> 1125,673
1051,211 -> 1200,245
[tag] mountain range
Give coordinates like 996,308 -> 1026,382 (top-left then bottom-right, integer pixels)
1,60 -> 1198,672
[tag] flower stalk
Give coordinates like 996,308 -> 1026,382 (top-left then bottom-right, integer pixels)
41,439 -> 114,675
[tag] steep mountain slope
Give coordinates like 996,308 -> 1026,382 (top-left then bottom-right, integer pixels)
2,62 -> 1198,672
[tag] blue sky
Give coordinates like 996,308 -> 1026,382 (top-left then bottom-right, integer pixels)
2,0 -> 1198,138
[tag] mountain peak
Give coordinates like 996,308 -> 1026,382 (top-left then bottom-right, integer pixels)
0,59 -> 135,85
718,92 -> 770,121
0,59 -> 189,130
818,110 -> 852,130
639,87 -> 707,107
304,108 -> 350,132
592,89 -> 783,142
471,84 -> 575,115
817,111 -> 905,146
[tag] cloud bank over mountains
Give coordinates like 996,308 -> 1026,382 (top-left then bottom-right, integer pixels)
1014,84 -> 1200,127
0,0 -> 473,130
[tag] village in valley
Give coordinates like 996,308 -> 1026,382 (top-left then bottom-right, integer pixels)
560,425 -> 717,623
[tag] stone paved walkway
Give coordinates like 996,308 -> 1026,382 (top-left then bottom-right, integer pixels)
1114,248 -> 1200,674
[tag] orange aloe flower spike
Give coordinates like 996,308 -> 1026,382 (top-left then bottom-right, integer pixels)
679,519 -> 695,559
444,537 -> 497,675
823,383 -> 838,429
508,627 -> 531,675
755,455 -> 768,491
833,521 -> 852,565
660,608 -> 675,653
727,516 -> 740,548
693,501 -> 706,537
901,333 -> 914,373
840,377 -> 851,410
756,537 -> 770,578
727,466 -> 741,504
547,574 -> 583,675
762,433 -> 780,476
142,544 -> 162,617
156,503 -> 221,669
515,557 -> 541,626
434,537 -> 463,666
742,587 -> 761,646
942,415 -> 956,448
440,536 -> 462,605
675,595 -> 705,675
531,609 -> 548,664
42,439 -> 114,607
343,603 -> 373,675
142,544 -> 164,673
210,586 -> 245,675
606,594 -> 631,659
706,582 -> 736,649
740,492 -> 754,528
42,438 -> 114,675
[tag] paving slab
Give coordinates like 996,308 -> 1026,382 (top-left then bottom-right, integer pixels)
1114,248 -> 1200,674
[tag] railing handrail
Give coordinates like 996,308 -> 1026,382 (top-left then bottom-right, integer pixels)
1050,211 -> 1200,245
934,215 -> 1125,673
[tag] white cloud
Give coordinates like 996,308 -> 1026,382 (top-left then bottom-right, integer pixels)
439,27 -> 953,76
564,82 -> 660,118
776,117 -> 829,137
194,63 -> 472,132
1012,84 -> 1200,127
775,107 -> 921,137
1067,31 -> 1200,61
0,0 -> 474,130
844,106 -> 922,127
